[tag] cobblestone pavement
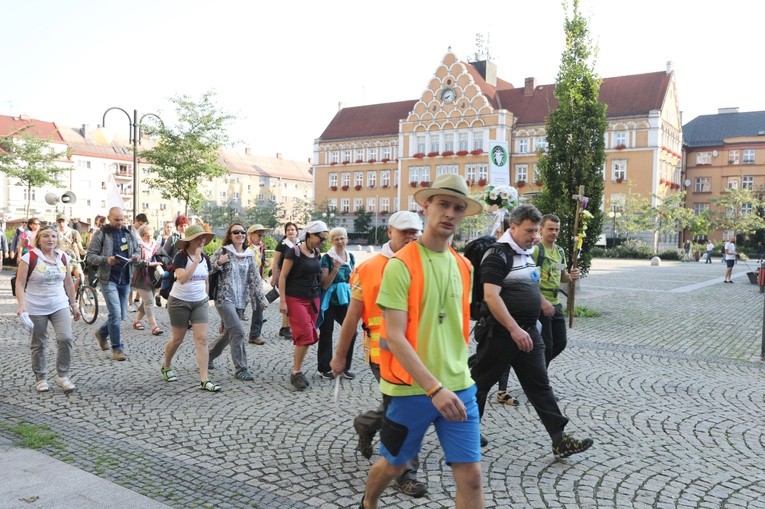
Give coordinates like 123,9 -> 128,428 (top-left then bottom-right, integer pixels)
0,257 -> 763,508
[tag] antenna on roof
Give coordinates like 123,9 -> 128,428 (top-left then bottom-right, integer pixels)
474,33 -> 484,61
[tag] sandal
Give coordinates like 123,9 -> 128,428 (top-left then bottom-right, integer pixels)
496,391 -> 519,406
200,380 -> 221,392
151,327 -> 164,336
132,322 -> 145,330
161,366 -> 178,382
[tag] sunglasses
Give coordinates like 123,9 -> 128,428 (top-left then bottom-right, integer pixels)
231,230 -> 247,235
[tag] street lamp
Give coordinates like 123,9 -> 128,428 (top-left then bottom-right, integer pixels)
100,107 -> 162,217
322,212 -> 335,227
607,205 -> 622,250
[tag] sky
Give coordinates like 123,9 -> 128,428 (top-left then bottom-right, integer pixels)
2,0 -> 762,163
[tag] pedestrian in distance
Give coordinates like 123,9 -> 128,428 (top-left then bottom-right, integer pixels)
245,224 -> 271,345
207,223 -> 268,381
55,213 -> 86,295
357,173 -> 484,509
723,234 -> 737,283
279,220 -> 328,391
160,224 -> 221,392
0,225 -> 8,270
17,217 -> 41,260
131,225 -> 164,336
128,213 -> 149,312
316,226 -> 357,380
470,204 -> 594,459
270,221 -> 300,340
705,240 -> 714,264
330,211 -> 428,499
15,226 -> 81,393
86,207 -> 139,361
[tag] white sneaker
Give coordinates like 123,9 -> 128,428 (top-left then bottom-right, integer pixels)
35,380 -> 50,392
55,376 -> 76,392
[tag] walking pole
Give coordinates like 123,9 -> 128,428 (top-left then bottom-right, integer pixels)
568,185 -> 585,329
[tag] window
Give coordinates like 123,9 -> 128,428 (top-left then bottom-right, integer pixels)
742,176 -> 754,190
742,203 -> 753,215
409,167 -> 420,183
394,197 -> 399,211
515,164 -> 528,182
329,173 -> 338,187
342,149 -> 351,163
341,172 -> 350,187
612,160 -> 627,181
458,132 -> 469,151
473,131 -> 484,151
517,138 -> 530,154
476,164 -> 488,182
340,198 -> 350,213
728,150 -> 740,165
694,177 -> 711,192
436,165 -> 458,176
696,152 -> 712,165
367,147 -> 378,161
353,198 -> 363,212
328,199 -> 337,211
533,163 -> 541,183
381,170 -> 391,187
367,197 -> 376,213
727,176 -> 740,189
329,151 -> 339,164
465,164 -> 477,182
219,191 -> 227,199
693,203 -> 710,215
614,131 -> 627,148
159,203 -> 167,210
381,197 -> 390,213
533,136 -> 548,152
394,170 -> 399,186
421,167 -> 431,183
429,137 -> 440,154
141,202 -> 149,209
610,194 -> 626,208
381,147 -> 392,160
257,194 -> 264,201
408,195 -> 419,212
443,134 -> 453,153
354,148 -> 364,161
260,176 -> 270,187
233,192 -> 240,199
354,171 -> 364,187
24,188 -> 37,200
416,135 -> 426,154
744,149 -> 755,164
367,171 -> 377,188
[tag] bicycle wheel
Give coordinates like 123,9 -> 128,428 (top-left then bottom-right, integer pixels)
79,285 -> 99,324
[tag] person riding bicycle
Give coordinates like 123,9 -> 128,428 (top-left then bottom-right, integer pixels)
56,213 -> 86,293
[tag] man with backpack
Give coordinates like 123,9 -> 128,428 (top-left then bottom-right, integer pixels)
470,204 -> 593,459
535,214 -> 579,367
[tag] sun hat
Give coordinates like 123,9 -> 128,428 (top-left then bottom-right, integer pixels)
414,173 -> 484,216
301,220 -> 328,241
247,224 -> 271,235
388,211 -> 423,232
176,224 -> 214,250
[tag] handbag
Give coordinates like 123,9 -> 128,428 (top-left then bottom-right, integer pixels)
265,287 -> 279,303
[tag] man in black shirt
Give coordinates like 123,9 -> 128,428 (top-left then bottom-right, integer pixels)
470,204 -> 593,459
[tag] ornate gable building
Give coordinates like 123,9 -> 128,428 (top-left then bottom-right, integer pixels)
314,50 -> 683,241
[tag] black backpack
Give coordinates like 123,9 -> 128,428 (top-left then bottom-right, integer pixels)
463,236 -> 547,321
159,251 -> 212,300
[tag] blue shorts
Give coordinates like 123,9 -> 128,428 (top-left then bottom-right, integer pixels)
379,384 -> 481,466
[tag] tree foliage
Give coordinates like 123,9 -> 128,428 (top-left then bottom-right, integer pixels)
0,133 -> 70,218
710,187 -> 765,238
353,207 -> 372,233
535,0 -> 607,273
141,91 -> 234,216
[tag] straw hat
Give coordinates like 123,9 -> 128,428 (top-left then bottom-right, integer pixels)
414,173 -> 484,216
176,224 -> 214,250
247,224 -> 271,235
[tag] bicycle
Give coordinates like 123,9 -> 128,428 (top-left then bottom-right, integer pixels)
72,259 -> 99,324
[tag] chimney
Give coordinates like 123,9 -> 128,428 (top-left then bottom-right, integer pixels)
469,60 -> 497,86
338,102 -> 345,111
81,124 -> 90,138
244,147 -> 251,155
666,61 -> 673,74
524,78 -> 536,96
276,152 -> 283,160
718,107 -> 739,114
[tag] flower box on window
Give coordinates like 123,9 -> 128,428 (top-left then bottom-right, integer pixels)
615,177 -> 624,183
410,181 -> 418,188
427,151 -> 439,158
442,150 -> 454,157
413,153 -> 425,159
470,149 -> 484,156
381,158 -> 390,163
355,159 -> 364,164
368,183 -> 375,188
534,180 -> 543,187
381,210 -> 389,214
382,184 -> 389,189
342,160 -> 350,165
368,159 -> 376,164
330,162 -> 337,166
330,185 -> 338,191
477,178 -> 487,187
615,144 -> 626,150
456,150 -> 469,156
354,184 -> 362,191
517,180 -> 527,188
341,185 -> 349,191
420,181 -> 429,187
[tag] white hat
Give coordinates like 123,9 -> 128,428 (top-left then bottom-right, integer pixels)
387,211 -> 422,232
301,220 -> 328,240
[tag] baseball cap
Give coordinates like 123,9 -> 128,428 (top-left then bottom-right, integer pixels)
388,211 -> 422,232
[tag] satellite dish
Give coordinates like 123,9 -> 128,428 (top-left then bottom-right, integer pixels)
45,192 -> 59,205
60,191 -> 76,204
684,179 -> 692,187
712,150 -> 719,157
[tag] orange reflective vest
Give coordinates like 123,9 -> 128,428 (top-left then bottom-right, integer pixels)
353,253 -> 391,365
379,242 -> 471,386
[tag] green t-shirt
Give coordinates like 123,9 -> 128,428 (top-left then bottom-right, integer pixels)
376,244 -> 474,397
534,243 -> 566,305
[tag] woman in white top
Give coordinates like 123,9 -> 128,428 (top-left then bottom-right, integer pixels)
160,225 -> 220,392
131,225 -> 163,335
15,227 -> 81,393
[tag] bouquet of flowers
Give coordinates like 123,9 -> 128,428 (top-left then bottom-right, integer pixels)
482,184 -> 519,211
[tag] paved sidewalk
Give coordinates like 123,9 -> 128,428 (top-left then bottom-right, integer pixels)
0,258 -> 763,508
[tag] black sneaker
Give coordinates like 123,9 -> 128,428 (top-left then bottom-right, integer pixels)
353,420 -> 375,459
290,371 -> 309,390
394,476 -> 428,498
552,434 -> 594,458
480,434 -> 488,447
155,295 -> 162,307
341,370 -> 356,380
279,327 -> 293,339
317,370 -> 334,380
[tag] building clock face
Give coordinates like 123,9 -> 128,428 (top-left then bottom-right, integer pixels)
441,87 -> 456,103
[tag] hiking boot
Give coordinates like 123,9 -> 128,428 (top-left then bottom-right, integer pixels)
112,349 -> 127,361
552,434 -> 594,459
317,370 -> 334,380
353,420 -> 375,459
279,327 -> 293,340
290,371 -> 309,391
55,376 -> 76,393
394,476 -> 428,498
94,330 -> 109,351
248,337 -> 265,345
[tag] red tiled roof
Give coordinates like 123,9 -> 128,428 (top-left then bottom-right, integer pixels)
319,100 -> 417,141
0,114 -> 65,142
220,149 -> 312,181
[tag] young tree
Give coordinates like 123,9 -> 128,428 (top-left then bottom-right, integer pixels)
710,187 -> 765,238
650,191 -> 694,253
535,0 -> 607,274
141,91 -> 234,216
250,199 -> 284,229
0,133 -> 70,218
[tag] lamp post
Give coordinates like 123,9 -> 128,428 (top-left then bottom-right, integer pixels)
607,205 -> 622,250
322,212 -> 335,228
100,107 -> 162,217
